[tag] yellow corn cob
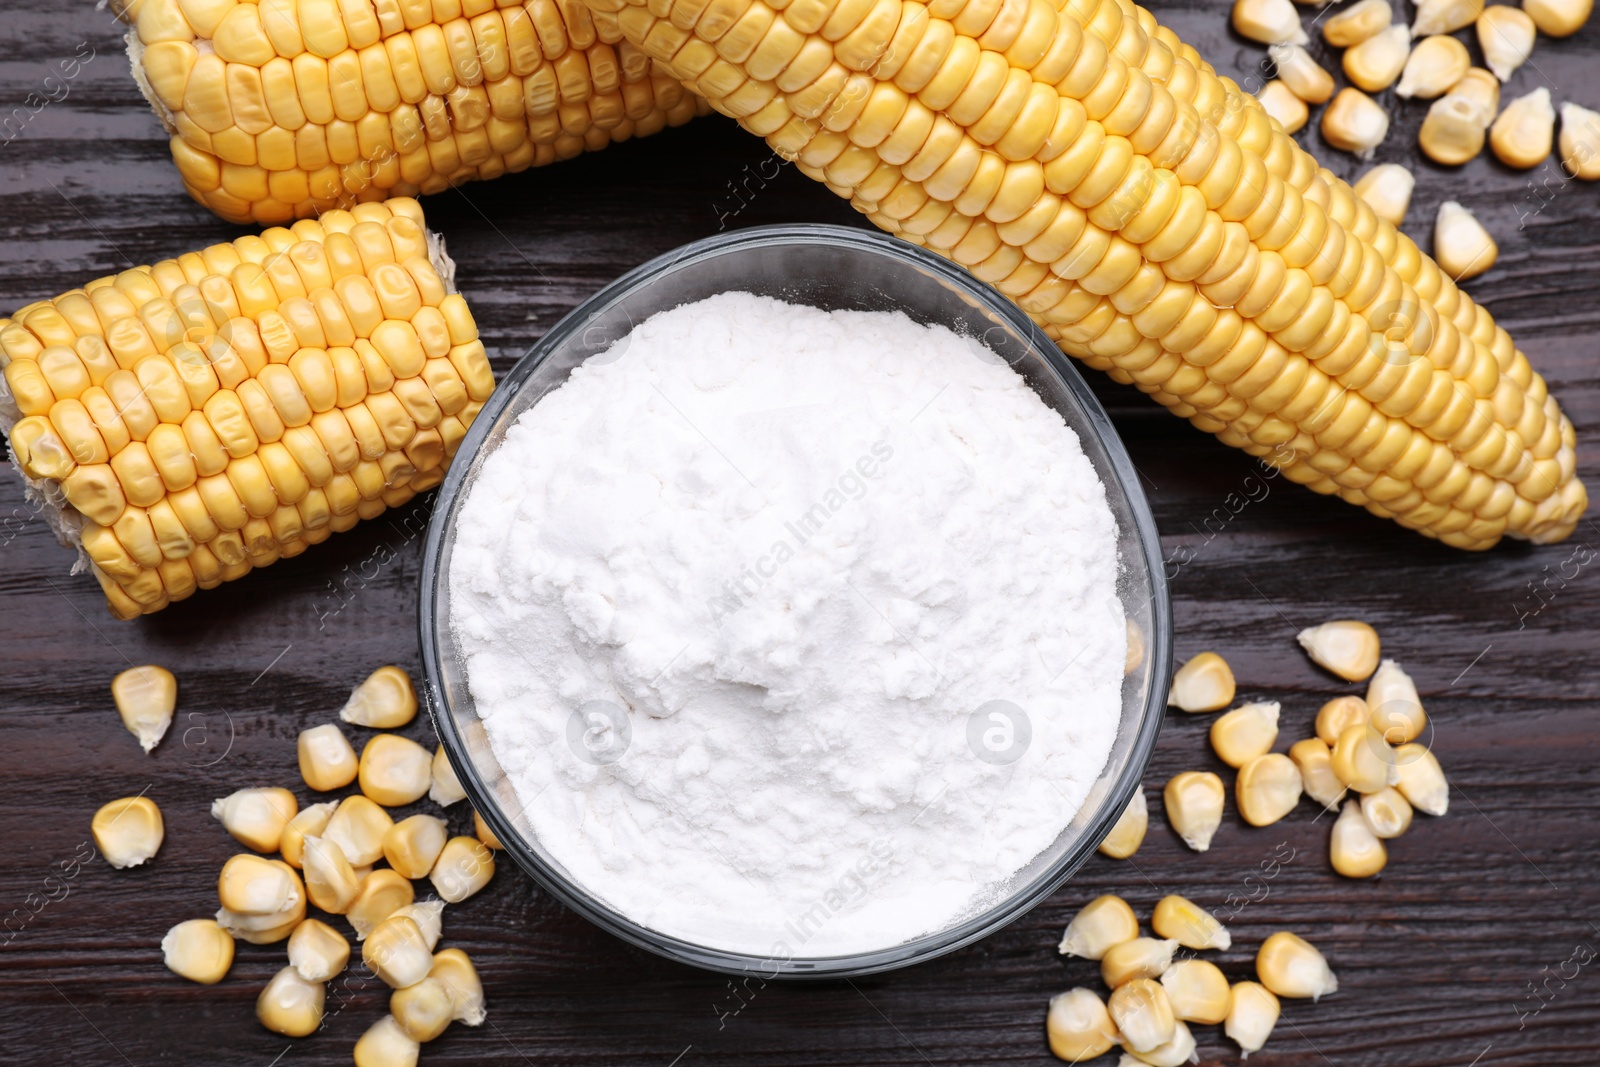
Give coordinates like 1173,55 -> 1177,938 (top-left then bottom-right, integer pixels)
571,0 -> 1584,548
0,198 -> 490,619
112,0 -> 711,225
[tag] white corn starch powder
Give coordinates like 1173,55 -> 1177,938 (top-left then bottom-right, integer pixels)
449,292 -> 1125,956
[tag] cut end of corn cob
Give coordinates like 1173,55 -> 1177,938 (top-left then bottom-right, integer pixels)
0,198 -> 490,619
114,0 -> 711,224
572,0 -> 1585,549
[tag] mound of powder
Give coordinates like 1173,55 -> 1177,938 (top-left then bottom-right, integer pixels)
448,292 -> 1126,957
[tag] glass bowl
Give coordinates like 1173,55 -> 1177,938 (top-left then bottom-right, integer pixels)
417,224 -> 1171,978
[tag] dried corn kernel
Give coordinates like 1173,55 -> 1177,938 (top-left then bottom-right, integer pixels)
1360,786 -> 1415,838
162,918 -> 234,985
1559,102 -> 1600,180
1210,702 -> 1281,768
1102,937 -> 1179,988
111,665 -> 176,753
1098,786 -> 1147,860
1296,620 -> 1381,682
1332,723 -> 1398,794
1233,0 -> 1311,44
1257,931 -> 1338,1000
1289,737 -> 1348,811
1059,895 -> 1140,960
1257,81 -> 1309,134
1398,36 -> 1472,99
1331,798 -> 1388,877
393,900 -> 446,952
212,787 -> 298,853
324,794 -> 393,866
298,722 -> 358,792
1524,0 -> 1594,35
1343,25 -> 1410,93
1226,981 -> 1280,1054
92,795 -> 164,868
359,733 -> 432,806
1324,0 -> 1392,45
1315,696 -> 1371,747
1366,659 -> 1427,744
1268,44 -> 1335,104
1393,743 -> 1449,815
363,915 -> 434,989
257,965 -> 324,1037
1433,201 -> 1499,281
302,834 -> 364,914
1490,88 -> 1557,169
1152,895 -> 1232,951
1164,772 -> 1225,852
1478,6 -> 1537,82
354,1015 -> 421,1067
429,948 -> 486,1025
1412,0 -> 1484,34
349,869 -> 417,940
1125,1019 -> 1196,1067
288,917 -> 351,982
429,745 -> 466,806
1168,653 -> 1235,713
1237,753 -> 1304,826
341,666 -> 418,728
473,809 -> 504,851
280,801 -> 336,869
431,835 -> 495,903
1108,979 -> 1176,1054
384,815 -> 450,880
1045,988 -> 1118,1061
1161,959 -> 1232,1025
1354,164 -> 1415,227
1322,87 -> 1390,158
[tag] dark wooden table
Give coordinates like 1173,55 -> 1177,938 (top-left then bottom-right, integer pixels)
2,1 -> 1597,1064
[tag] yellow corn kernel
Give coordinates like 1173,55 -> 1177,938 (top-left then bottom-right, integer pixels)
1152,895 -> 1232,951
162,918 -> 235,985
324,794 -> 394,866
92,795 -> 165,868
1559,101 -> 1600,179
1101,937 -> 1179,988
1353,163 -> 1415,229
393,899 -> 445,952
1315,696 -> 1370,746
288,917 -> 351,982
1289,737 -> 1348,811
111,664 -> 177,753
1360,785 -> 1414,838
302,834 -> 365,914
1490,87 -> 1556,169
382,815 -> 449,880
341,664 -> 419,727
1324,0 -> 1392,45
1045,988 -> 1118,1062
280,800 -> 337,869
1209,701 -> 1280,768
359,733 -> 433,806
1342,25 -> 1410,93
429,947 -> 486,1025
1393,743 -> 1450,815
1478,5 -> 1536,82
1297,620 -> 1382,681
1058,894 -> 1140,960
1107,978 -> 1176,1055
257,965 -> 325,1037
1256,931 -> 1338,1000
1225,981 -> 1280,1055
1127,1019 -> 1197,1067
1097,785 -> 1147,860
212,787 -> 299,853
297,722 -> 359,791
430,835 -> 495,903
363,915 -> 434,989
1366,658 -> 1427,744
1524,0 -> 1593,35
1256,81 -> 1308,134
1322,87 -> 1390,158
429,745 -> 467,806
392,976 -> 456,1042
1412,0 -> 1484,34
1167,652 -> 1235,713
1433,200 -> 1499,281
1236,752 -> 1304,826
217,853 -> 303,917
1232,0 -> 1310,44
1163,771 -> 1225,852
1161,959 -> 1232,1025
1397,35 -> 1471,99
473,809 -> 504,851
354,1016 -> 421,1067
1267,44 -> 1334,104
348,868 -> 417,940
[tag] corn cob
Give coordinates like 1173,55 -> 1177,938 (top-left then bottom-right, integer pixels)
0,197 -> 490,618
112,0 -> 712,225
570,0 -> 1585,548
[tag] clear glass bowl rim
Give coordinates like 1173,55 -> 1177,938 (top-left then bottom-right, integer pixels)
417,223 -> 1171,979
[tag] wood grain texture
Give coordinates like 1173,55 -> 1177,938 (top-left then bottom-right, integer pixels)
0,1 -> 1597,1064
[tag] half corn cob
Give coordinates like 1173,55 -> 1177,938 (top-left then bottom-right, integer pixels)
113,0 -> 712,225
0,197 -> 490,618
570,0 -> 1585,547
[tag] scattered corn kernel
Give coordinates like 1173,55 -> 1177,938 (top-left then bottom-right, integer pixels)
1491,87 -> 1557,169
1331,798 -> 1388,877
430,836 -> 495,903
1237,753 -> 1304,827
393,975 -> 456,1043
1434,201 -> 1499,282
341,666 -> 418,728
256,965 -> 325,1037
474,810 -> 505,851
1098,786 -> 1148,860
429,948 -> 486,1025
1289,737 -> 1348,811
1045,988 -> 1118,1062
1361,786 -> 1414,839
1477,5 -> 1537,82
384,815 -> 450,880
1152,895 -> 1232,951
1559,102 -> 1600,179
1059,895 -> 1141,960
279,801 -> 336,869
162,918 -> 234,985
1315,696 -> 1371,746
1102,937 -> 1179,988
1343,25 -> 1411,92
111,665 -> 176,753
1524,0 -> 1594,35
359,734 -> 433,807
211,787 -> 298,853
1268,44 -> 1336,103
1256,931 -> 1338,1000
1161,959 -> 1232,1025
1164,772 -> 1226,852
1412,0 -> 1484,34
363,915 -> 434,989
1225,981 -> 1281,1055
393,900 -> 446,952
1397,35 -> 1472,99
354,1015 -> 422,1067
1210,702 -> 1281,768
1257,81 -> 1310,133
1452,68 -> 1503,126
1354,164 -> 1416,227
216,901 -> 304,945
1124,1019 -> 1196,1067
429,746 -> 467,807
349,869 -> 417,941
218,853 -> 301,917
92,795 -> 164,868
301,835 -> 364,914
1297,621 -> 1381,682
1324,0 -> 1392,45
1233,0 -> 1311,44
1331,723 -> 1398,793
324,795 -> 394,866
1322,88 -> 1391,158
1421,93 -> 1491,164
1108,979 -> 1177,1054
289,917 -> 351,982
298,723 -> 359,792
1366,659 -> 1427,744
1393,743 -> 1450,815
1168,653 -> 1235,713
